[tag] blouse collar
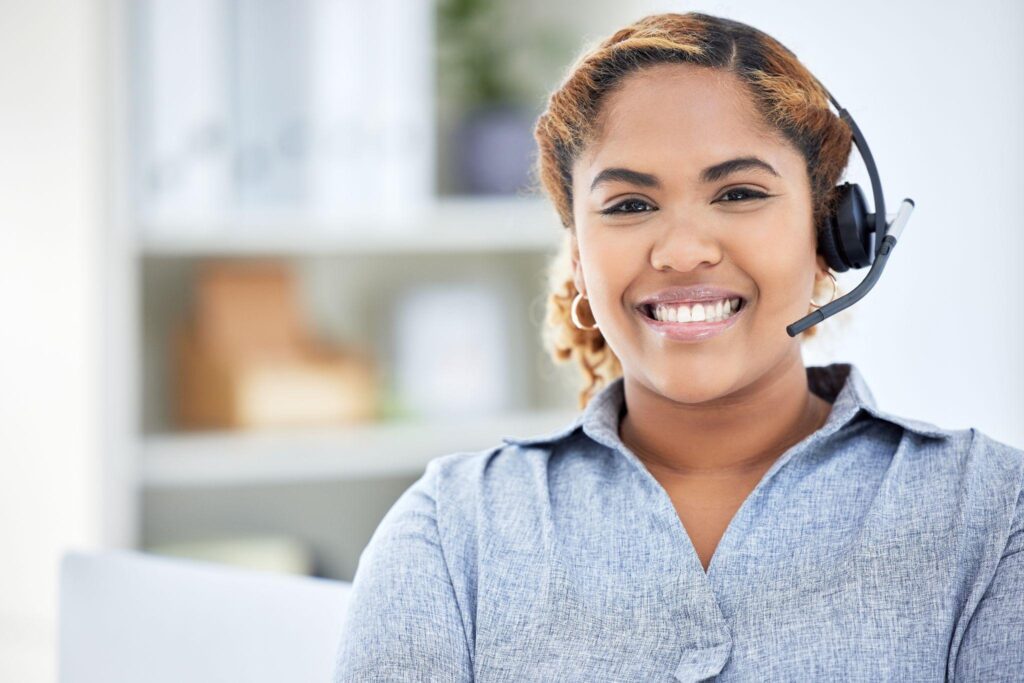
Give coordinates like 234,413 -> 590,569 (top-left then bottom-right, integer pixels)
502,362 -> 951,450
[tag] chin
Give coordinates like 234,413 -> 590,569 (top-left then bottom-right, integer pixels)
639,362 -> 743,405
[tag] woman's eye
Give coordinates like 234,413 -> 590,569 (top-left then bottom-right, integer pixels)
715,187 -> 769,203
599,198 -> 655,215
600,189 -> 768,215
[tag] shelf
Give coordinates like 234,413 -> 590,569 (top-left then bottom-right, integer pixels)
138,196 -> 566,256
140,407 -> 579,488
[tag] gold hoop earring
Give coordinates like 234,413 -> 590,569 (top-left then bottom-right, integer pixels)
571,292 -> 599,330
810,271 -> 838,309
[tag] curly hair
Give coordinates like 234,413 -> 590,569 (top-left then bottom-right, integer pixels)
529,12 -> 854,409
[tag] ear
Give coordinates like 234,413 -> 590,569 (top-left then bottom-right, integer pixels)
569,233 -> 586,297
815,252 -> 829,275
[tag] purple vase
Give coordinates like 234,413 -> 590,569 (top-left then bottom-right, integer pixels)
454,103 -> 536,195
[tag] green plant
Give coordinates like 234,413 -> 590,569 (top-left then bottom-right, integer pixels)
436,0 -> 572,110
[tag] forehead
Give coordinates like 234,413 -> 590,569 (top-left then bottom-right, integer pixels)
577,63 -> 792,175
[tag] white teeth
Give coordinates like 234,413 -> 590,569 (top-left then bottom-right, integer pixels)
651,297 -> 743,323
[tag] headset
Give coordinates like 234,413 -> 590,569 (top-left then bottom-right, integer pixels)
786,86 -> 915,337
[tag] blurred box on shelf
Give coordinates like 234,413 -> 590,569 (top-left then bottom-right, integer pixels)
391,280 -> 513,419
172,259 -> 379,430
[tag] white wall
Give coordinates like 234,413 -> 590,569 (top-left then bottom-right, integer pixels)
578,0 -> 1024,447
0,0 -> 105,681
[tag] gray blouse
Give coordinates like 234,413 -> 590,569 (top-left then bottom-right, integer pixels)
333,362 -> 1024,682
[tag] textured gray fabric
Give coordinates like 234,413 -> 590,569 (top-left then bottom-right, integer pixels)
333,362 -> 1024,682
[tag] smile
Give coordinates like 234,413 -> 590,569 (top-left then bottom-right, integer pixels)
637,298 -> 747,343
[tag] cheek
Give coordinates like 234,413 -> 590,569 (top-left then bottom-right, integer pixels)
582,241 -> 638,305
734,219 -> 816,307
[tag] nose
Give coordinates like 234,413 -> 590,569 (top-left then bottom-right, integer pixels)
649,218 -> 725,272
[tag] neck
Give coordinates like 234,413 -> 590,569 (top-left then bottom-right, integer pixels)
618,351 -> 832,482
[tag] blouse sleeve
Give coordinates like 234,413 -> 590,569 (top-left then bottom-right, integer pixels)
952,468 -> 1024,681
332,461 -> 473,682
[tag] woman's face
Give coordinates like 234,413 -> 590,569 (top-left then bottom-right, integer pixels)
570,63 -> 829,404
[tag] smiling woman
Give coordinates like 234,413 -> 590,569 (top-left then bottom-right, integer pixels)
554,56 -> 845,484
534,14 -> 854,412
332,12 -> 1024,683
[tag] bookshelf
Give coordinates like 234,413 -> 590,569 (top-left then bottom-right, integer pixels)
140,406 -> 578,488
137,196 -> 563,256
108,0 -> 584,582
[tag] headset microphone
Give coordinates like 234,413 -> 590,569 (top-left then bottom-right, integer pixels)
786,88 -> 914,337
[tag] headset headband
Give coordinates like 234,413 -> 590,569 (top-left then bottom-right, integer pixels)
785,85 -> 915,336
820,87 -> 887,244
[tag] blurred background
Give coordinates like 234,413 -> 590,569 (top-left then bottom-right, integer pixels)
1,0 -> 1021,680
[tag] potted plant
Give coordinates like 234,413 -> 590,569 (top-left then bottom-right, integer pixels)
436,0 -> 571,195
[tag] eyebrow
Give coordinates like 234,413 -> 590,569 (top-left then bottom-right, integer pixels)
589,156 -> 780,192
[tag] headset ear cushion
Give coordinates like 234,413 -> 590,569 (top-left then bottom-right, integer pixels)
817,207 -> 850,272
834,181 -> 875,269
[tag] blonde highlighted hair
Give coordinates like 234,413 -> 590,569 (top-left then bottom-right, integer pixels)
529,12 -> 854,409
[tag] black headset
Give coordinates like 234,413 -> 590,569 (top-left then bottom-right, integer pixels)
786,87 -> 915,337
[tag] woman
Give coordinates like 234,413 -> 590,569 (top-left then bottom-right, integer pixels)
333,12 -> 1023,682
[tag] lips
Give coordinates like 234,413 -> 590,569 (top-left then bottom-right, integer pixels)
638,298 -> 746,321
637,296 -> 747,343
636,284 -> 747,309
